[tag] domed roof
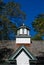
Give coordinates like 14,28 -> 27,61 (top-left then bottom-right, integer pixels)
17,23 -> 30,30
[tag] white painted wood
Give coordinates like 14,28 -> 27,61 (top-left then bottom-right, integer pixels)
24,29 -> 27,34
16,51 -> 30,65
28,30 -> 29,35
20,29 -> 23,34
17,30 -> 20,35
16,38 -> 31,43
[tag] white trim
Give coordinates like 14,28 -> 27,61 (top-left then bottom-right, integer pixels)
9,46 -> 37,60
16,38 -> 30,43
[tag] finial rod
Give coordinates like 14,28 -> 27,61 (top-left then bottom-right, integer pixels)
23,23 -> 24,26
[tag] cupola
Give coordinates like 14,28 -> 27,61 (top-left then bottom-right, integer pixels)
16,24 -> 31,46
17,23 -> 29,35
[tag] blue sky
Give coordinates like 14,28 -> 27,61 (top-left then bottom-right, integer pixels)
4,0 -> 44,37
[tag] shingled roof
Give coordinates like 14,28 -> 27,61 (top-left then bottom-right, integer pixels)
0,40 -> 44,57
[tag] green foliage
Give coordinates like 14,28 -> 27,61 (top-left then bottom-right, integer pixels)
0,0 -> 26,40
32,34 -> 43,40
5,2 -> 26,19
0,47 -> 14,60
32,14 -> 44,40
0,15 -> 17,40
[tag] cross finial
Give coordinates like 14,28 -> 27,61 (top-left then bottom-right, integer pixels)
23,23 -> 24,26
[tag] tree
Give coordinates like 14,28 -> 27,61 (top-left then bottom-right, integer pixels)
0,0 -> 26,40
0,47 -> 14,60
32,34 -> 43,40
0,16 -> 17,40
4,1 -> 26,26
32,14 -> 44,40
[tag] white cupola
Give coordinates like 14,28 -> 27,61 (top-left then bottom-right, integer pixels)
17,24 -> 30,35
16,24 -> 31,45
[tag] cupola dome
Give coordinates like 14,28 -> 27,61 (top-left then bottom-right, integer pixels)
17,23 -> 30,36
